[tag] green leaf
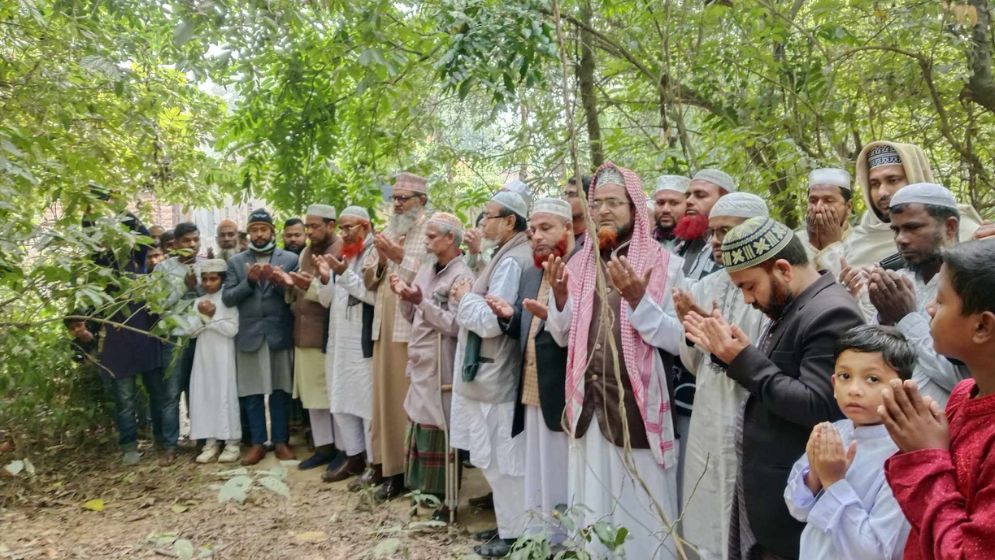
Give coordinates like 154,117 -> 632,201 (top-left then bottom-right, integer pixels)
217,475 -> 252,504
173,538 -> 194,560
258,476 -> 290,498
83,498 -> 105,512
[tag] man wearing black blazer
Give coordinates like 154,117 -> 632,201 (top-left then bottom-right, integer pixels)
222,208 -> 300,466
489,197 -> 577,543
684,217 -> 865,560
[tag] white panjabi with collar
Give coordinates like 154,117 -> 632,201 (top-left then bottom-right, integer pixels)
785,419 -> 910,559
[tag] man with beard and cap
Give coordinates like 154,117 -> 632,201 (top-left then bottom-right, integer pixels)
676,169 -> 736,280
671,193 -> 770,560
282,218 -> 307,255
448,190 -> 532,558
362,172 -> 430,500
651,174 -> 691,251
563,175 -> 591,246
842,141 -> 982,270
222,209 -> 300,465
683,217 -> 864,560
209,219 -> 240,261
485,197 -> 577,544
274,204 -> 344,473
545,162 -> 686,559
388,212 -> 475,521
795,168 -> 853,277
315,206 -> 378,484
861,184 -> 969,407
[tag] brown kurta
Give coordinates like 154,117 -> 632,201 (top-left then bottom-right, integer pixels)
291,237 -> 341,349
363,217 -> 428,476
572,255 -> 650,449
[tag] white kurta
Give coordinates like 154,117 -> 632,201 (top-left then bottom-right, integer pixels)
784,421 -> 910,559
318,248 -> 377,421
450,255 -> 526,539
864,268 -> 968,408
187,291 -> 241,441
677,270 -> 767,560
546,256 -> 684,559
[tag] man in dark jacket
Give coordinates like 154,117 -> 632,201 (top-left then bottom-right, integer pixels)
684,217 -> 865,559
222,209 -> 300,465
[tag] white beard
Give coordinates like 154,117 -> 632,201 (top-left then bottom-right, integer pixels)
481,238 -> 498,254
217,247 -> 239,262
391,211 -> 419,237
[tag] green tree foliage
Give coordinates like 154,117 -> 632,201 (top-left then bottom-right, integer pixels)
4,0 -> 995,443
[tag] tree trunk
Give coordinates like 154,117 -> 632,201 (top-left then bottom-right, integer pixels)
577,2 -> 603,168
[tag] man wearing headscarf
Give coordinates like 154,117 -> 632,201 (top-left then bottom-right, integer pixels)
389,212 -> 475,520
683,218 -> 864,559
449,191 -> 532,557
672,193 -> 770,560
675,169 -> 736,280
795,168 -> 853,277
486,197 -> 578,544
545,162 -> 686,558
844,141 -> 982,269
863,184 -> 969,407
651,174 -> 690,251
277,204 -> 344,473
362,172 -> 431,500
314,206 -> 377,483
222,209 -> 300,465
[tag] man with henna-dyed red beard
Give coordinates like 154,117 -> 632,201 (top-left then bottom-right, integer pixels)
486,197 -> 577,544
675,169 -> 736,281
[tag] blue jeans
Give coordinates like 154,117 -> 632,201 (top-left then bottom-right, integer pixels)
241,390 -> 290,445
157,339 -> 194,450
112,369 -> 166,451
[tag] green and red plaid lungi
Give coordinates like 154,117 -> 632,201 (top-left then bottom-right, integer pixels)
405,423 -> 448,496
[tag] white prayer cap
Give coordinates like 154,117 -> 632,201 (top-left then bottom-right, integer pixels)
491,190 -> 528,219
710,192 -> 769,220
889,182 -> 959,211
530,197 -> 572,221
427,212 -> 465,234
339,205 -> 371,222
501,178 -> 530,198
691,168 -> 737,192
653,175 -> 691,195
808,168 -> 851,191
306,204 -> 337,220
200,259 -> 227,273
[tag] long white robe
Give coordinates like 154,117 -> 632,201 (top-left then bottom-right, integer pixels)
546,256 -> 684,559
187,291 -> 241,441
317,246 -> 377,421
677,270 -> 768,560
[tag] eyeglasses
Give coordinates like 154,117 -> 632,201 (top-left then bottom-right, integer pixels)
482,213 -> 507,221
339,223 -> 365,232
391,194 -> 419,203
590,198 -> 628,210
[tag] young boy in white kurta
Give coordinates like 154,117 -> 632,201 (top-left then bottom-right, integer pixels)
186,259 -> 241,464
784,325 -> 912,559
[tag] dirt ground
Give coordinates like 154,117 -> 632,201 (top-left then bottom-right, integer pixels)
0,433 -> 498,560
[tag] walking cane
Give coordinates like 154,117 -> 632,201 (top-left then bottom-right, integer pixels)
439,333 -> 459,525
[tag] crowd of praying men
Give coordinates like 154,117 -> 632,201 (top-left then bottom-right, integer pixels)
68,139 -> 995,559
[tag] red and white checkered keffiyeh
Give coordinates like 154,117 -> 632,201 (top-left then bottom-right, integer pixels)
564,161 -> 676,468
